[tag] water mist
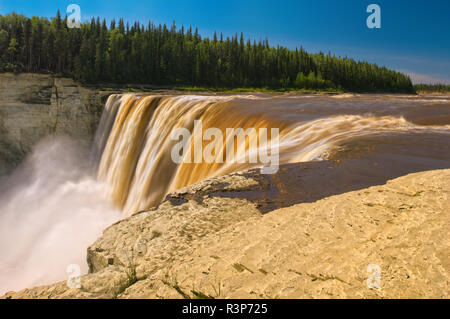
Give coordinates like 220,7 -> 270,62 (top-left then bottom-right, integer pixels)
0,136 -> 121,295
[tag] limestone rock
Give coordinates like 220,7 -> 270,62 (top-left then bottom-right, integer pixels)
3,169 -> 448,299
0,73 -> 107,175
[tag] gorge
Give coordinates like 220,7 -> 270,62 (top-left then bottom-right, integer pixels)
0,74 -> 449,297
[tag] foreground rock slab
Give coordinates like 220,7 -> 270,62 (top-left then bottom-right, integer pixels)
3,169 -> 449,299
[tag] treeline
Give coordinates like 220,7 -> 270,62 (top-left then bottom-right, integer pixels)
414,84 -> 450,93
0,11 -> 414,92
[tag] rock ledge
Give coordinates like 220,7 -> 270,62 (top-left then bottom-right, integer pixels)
2,168 -> 449,299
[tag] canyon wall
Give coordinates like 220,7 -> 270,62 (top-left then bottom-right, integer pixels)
0,73 -> 107,175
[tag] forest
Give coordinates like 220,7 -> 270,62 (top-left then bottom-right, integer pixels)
0,11 -> 415,93
414,84 -> 450,93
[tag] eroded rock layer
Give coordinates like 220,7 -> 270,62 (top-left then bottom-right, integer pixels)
0,73 -> 107,174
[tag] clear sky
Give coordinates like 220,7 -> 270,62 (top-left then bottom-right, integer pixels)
1,0 -> 449,84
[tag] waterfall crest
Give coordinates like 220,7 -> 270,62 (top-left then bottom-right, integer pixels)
95,94 -> 449,216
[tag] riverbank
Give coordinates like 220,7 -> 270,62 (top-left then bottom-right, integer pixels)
1,72 -> 418,95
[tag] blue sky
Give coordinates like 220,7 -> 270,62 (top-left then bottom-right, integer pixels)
1,0 -> 449,84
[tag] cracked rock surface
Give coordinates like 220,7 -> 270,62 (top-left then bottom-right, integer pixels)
3,168 -> 449,299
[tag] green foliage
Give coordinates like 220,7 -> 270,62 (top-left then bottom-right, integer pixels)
294,72 -> 332,90
414,83 -> 450,93
0,12 -> 414,93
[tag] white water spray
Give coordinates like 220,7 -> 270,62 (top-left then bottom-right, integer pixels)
0,136 -> 120,295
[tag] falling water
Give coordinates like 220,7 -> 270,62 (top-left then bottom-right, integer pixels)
95,94 -> 450,216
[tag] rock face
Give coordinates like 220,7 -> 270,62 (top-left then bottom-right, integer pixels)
0,73 -> 107,175
3,169 -> 449,299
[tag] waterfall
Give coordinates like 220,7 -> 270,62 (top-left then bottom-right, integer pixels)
1,93 -> 448,295
95,94 -> 447,216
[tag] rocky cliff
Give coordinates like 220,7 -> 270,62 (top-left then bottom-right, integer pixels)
3,168 -> 448,299
0,73 -> 107,175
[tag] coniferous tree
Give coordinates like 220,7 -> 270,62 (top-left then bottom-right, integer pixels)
0,12 -> 415,93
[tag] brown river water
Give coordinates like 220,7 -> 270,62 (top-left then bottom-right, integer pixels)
94,93 -> 450,215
